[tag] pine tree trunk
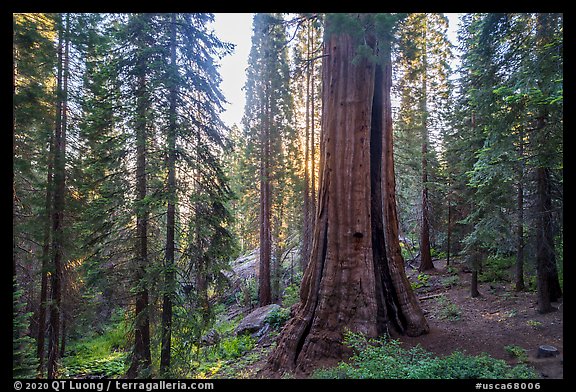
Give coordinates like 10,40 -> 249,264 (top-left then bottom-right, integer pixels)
301,25 -> 311,271
273,212 -> 283,302
259,86 -> 272,306
418,142 -> 434,271
47,14 -> 69,378
310,26 -> 317,233
59,317 -> 66,358
471,270 -> 480,298
37,132 -> 54,376
418,31 -> 434,272
470,250 -> 481,298
196,251 -> 209,324
266,23 -> 428,373
515,131 -> 525,291
127,33 -> 152,378
160,14 -> 177,375
446,181 -> 451,266
193,117 -> 210,326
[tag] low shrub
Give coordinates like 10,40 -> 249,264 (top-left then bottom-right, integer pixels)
313,331 -> 538,379
411,273 -> 430,290
479,255 -> 514,283
505,345 -> 529,363
431,248 -> 447,260
61,314 -> 129,378
436,295 -> 461,321
282,283 -> 300,308
266,306 -> 291,330
441,275 -> 460,288
217,335 -> 255,359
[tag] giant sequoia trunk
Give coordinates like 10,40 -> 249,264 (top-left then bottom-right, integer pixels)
267,20 -> 429,374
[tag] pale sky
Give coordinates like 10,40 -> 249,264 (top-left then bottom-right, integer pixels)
212,13 -> 254,128
212,13 -> 462,128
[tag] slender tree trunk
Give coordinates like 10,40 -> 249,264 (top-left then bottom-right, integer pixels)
13,29 -> 17,288
259,85 -> 272,306
37,132 -> 54,376
59,317 -> 66,358
418,26 -> 434,272
60,10 -> 71,365
127,34 -> 152,378
446,180 -> 451,266
273,207 -> 283,302
267,22 -> 428,373
195,120 -> 209,322
310,23 -> 317,241
470,250 -> 481,298
515,128 -> 525,291
471,270 -> 480,298
301,23 -> 311,271
47,13 -> 69,378
195,222 -> 209,325
160,14 -> 177,376
418,142 -> 433,271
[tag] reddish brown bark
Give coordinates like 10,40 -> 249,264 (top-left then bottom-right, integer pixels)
310,21 -> 317,235
258,88 -> 272,306
418,43 -> 434,272
266,21 -> 428,374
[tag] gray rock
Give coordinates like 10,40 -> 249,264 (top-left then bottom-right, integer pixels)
235,304 -> 280,336
200,329 -> 221,347
537,345 -> 559,358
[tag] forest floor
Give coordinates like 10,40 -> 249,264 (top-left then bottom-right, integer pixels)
399,257 -> 563,380
240,256 -> 563,379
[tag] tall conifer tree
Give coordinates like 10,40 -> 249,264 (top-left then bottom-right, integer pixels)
243,13 -> 294,306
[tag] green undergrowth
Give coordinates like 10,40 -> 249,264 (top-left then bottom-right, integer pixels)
170,304 -> 262,378
61,315 -> 129,378
187,334 -> 257,378
479,255 -> 515,283
313,331 -> 539,379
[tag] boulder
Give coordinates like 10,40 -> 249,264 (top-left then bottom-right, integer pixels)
235,304 -> 280,336
537,345 -> 559,358
200,329 -> 221,347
